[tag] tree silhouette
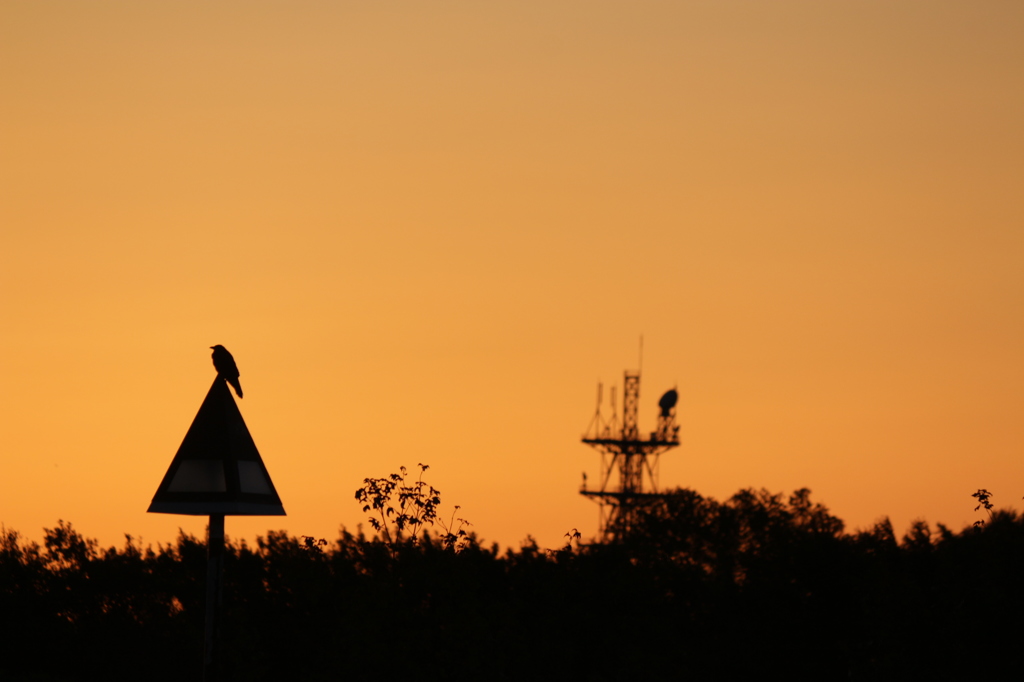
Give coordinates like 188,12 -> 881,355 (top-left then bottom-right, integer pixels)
3,489 -> 1024,680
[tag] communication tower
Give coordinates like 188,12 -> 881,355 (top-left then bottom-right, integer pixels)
581,370 -> 680,542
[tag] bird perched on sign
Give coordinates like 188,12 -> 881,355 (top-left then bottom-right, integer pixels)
210,345 -> 243,398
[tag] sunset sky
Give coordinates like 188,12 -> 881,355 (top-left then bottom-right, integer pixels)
2,1 -> 1022,552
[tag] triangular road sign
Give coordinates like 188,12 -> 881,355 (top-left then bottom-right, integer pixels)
148,378 -> 285,516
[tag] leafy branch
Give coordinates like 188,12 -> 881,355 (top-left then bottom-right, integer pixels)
300,536 -> 328,553
437,505 -> 472,553
545,528 -> 582,558
355,463 -> 470,552
972,489 -> 994,528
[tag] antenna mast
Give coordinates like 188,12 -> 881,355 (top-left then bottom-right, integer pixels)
580,363 -> 680,543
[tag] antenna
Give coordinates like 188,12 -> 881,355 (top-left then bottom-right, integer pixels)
585,381 -> 606,439
638,335 -> 644,374
580,359 -> 681,543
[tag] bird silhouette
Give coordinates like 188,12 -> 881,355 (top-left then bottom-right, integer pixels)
210,345 -> 243,398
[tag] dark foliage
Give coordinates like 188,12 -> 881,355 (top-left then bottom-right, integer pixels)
3,489 -> 1024,680
355,463 -> 470,553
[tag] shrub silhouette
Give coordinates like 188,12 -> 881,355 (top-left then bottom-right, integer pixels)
355,463 -> 471,553
2,489 -> 1024,680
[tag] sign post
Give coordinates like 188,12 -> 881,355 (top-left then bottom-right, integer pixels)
204,514 -> 225,678
149,377 -> 285,681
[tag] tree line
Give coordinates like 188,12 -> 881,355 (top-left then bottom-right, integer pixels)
2,486 -> 1023,680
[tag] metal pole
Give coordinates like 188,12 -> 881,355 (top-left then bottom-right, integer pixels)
204,514 -> 225,682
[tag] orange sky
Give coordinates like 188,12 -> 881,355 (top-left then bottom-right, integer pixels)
2,1 -> 1022,552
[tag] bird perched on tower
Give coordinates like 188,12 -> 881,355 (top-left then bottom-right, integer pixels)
210,345 -> 243,398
